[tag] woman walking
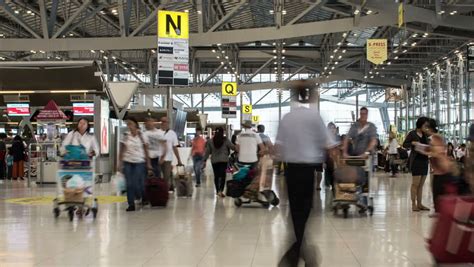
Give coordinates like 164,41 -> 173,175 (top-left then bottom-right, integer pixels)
118,117 -> 151,211
203,127 -> 234,198
403,117 -> 430,212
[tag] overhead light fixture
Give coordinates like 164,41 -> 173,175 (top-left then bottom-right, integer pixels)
328,71 -> 332,75
274,62 -> 277,65
335,61 -> 339,65
370,76 -> 374,79
269,10 -> 274,14
364,75 -> 368,79
331,66 -> 335,70
69,33 -> 74,36
342,33 -> 347,38
449,11 -> 457,15
387,61 -> 391,65
333,49 -> 338,53
100,10 -> 105,14
0,57 -> 5,61
224,66 -> 227,70
103,56 -> 108,59
394,49 -> 399,53
337,42 -> 342,46
30,50 -> 36,54
100,50 -> 105,53
273,49 -> 277,53
220,62 -> 224,65
366,10 -> 373,14
26,10 -> 32,14
369,71 -> 373,74
454,50 -> 460,54
412,33 -> 418,38
338,55 -> 342,59
151,50 -> 156,54
282,10 -> 287,15
184,9 -> 189,13
282,56 -> 285,59
90,50 -> 96,53
330,55 -> 334,59
217,43 -> 221,46
402,41 -> 408,46
376,72 -> 379,75
324,67 -> 328,70
0,90 -> 35,94
282,49 -> 286,53
438,10 -> 445,15
423,33 -> 429,37
197,10 -> 202,14
273,56 -> 277,59
354,9 -> 360,15
394,56 -> 399,59
39,50 -> 45,54
353,33 -> 358,37
342,50 -> 346,53
14,10 -> 19,14
402,49 -> 408,53
411,42 -> 417,47
212,49 -> 216,53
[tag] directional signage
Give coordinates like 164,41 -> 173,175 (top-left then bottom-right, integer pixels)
398,3 -> 404,28
221,82 -> 237,119
252,115 -> 260,124
242,104 -> 252,114
157,10 -> 189,86
367,39 -> 387,65
222,82 -> 238,96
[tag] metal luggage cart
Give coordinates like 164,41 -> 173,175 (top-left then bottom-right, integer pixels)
53,159 -> 98,221
332,156 -> 374,218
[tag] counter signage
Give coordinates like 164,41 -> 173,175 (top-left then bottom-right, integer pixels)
7,103 -> 30,116
221,82 -> 237,119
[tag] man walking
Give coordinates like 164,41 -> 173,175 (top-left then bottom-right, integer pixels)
158,117 -> 183,192
235,121 -> 265,168
143,118 -> 165,178
276,80 -> 338,267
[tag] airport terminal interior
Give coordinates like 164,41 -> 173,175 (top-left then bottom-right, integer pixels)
1,0 -> 474,266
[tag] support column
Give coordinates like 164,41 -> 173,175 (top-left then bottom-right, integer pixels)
435,65 -> 441,123
405,88 -> 409,131
447,60 -> 452,136
411,80 -> 416,129
167,86 -> 174,129
356,94 -> 359,119
427,70 -> 432,118
418,74 -> 424,115
458,54 -> 464,140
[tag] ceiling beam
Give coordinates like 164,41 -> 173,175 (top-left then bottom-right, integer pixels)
287,0 -> 322,25
38,0 -> 49,39
208,0 -> 247,32
51,0 -> 92,39
0,0 -> 42,38
48,0 -> 60,37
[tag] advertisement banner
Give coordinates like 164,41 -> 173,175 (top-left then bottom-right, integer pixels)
367,39 -> 387,65
100,99 -> 110,154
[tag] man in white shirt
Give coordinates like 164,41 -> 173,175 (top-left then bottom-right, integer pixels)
158,117 -> 183,192
275,80 -> 338,267
143,118 -> 166,178
235,121 -> 265,167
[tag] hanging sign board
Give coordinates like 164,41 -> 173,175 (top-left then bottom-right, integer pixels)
367,39 -> 387,65
242,104 -> 252,114
157,10 -> 189,86
398,3 -> 404,28
252,115 -> 260,124
222,82 -> 238,96
221,82 -> 237,119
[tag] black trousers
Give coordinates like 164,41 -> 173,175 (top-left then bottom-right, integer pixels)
212,162 -> 227,193
432,174 -> 452,212
285,163 -> 317,259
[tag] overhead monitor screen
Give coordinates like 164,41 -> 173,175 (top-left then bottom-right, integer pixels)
73,103 -> 94,116
7,103 -> 30,117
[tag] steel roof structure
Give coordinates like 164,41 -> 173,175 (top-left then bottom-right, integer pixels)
0,0 -> 473,101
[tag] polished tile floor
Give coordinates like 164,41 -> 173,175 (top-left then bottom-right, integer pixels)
0,171 -> 442,267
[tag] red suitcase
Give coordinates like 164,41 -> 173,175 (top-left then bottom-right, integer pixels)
145,178 -> 169,207
428,196 -> 474,264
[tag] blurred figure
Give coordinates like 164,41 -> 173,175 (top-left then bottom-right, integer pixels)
325,122 -> 340,193
276,80 -> 338,267
60,117 -> 99,158
158,117 -> 183,192
464,124 -> 474,193
456,144 -> 466,163
0,133 -> 6,180
118,117 -> 151,212
11,135 -> 26,180
257,124 -> 273,155
343,107 -> 377,158
387,132 -> 399,177
191,127 -> 206,187
447,142 -> 456,160
143,118 -> 166,178
403,117 -> 430,212
203,127 -> 235,197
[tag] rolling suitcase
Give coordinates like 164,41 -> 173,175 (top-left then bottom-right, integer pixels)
428,196 -> 474,264
145,177 -> 169,207
175,166 -> 193,197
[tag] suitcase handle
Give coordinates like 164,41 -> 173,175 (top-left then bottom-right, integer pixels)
454,218 -> 474,232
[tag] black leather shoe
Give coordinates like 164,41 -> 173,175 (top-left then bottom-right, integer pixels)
126,206 -> 135,212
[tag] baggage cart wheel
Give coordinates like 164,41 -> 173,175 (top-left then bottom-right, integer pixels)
92,208 -> 98,219
234,198 -> 242,207
343,208 -> 349,218
68,207 -> 74,222
368,206 -> 374,216
53,207 -> 60,218
271,197 -> 280,206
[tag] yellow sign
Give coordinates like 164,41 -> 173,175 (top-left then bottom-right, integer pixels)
367,39 -> 387,65
4,196 -> 127,205
158,10 -> 189,39
222,82 -> 238,96
242,104 -> 252,114
398,3 -> 404,28
252,115 -> 260,124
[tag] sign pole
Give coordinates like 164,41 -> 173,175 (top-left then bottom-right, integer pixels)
167,86 -> 174,129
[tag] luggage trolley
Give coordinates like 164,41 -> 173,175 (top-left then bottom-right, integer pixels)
332,156 -> 374,218
53,158 -> 98,221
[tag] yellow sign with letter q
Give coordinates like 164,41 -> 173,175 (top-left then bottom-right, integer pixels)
158,10 -> 189,39
222,82 -> 238,96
